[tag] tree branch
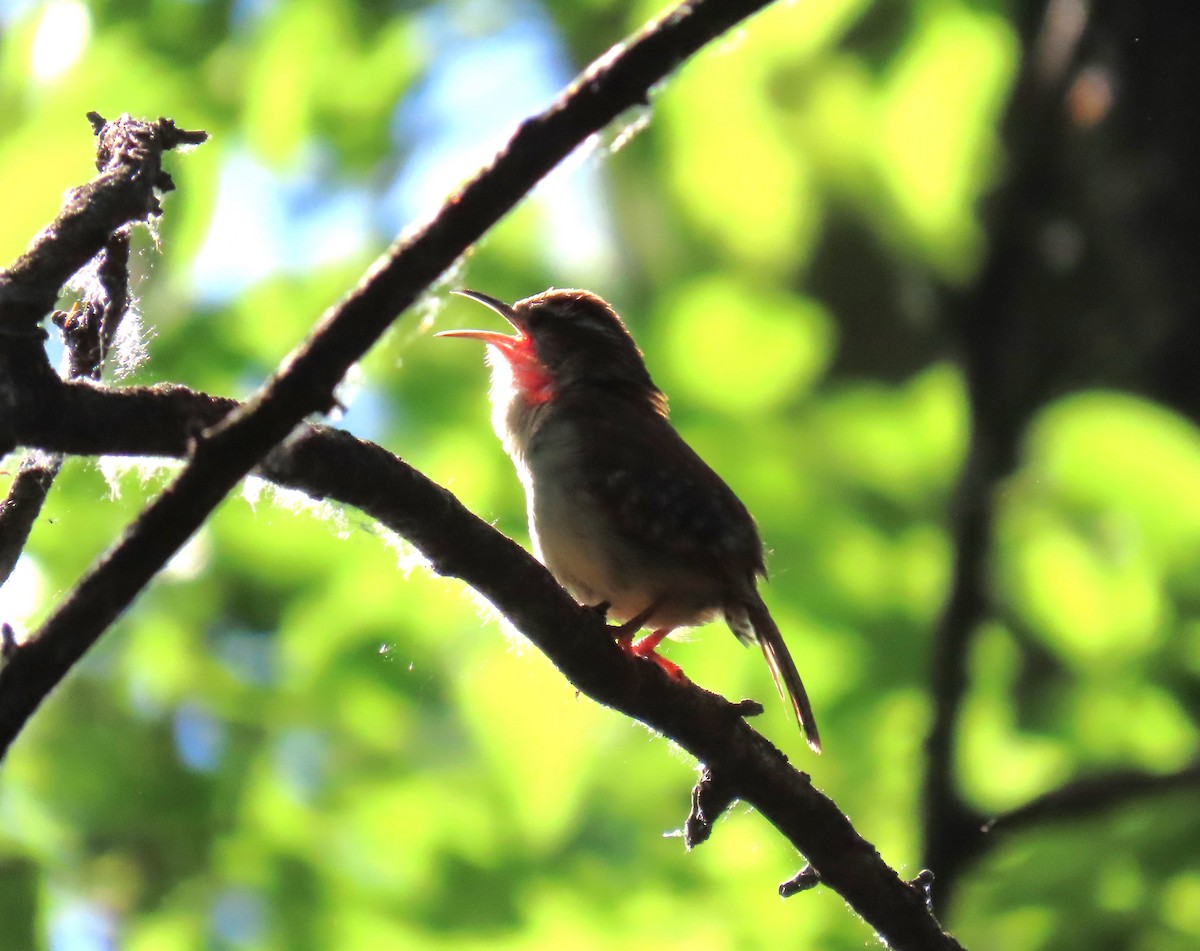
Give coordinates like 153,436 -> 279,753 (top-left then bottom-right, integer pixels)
922,0 -> 1091,902
0,210 -> 136,586
0,3 -> 972,946
7,378 -> 965,950
0,453 -> 60,588
986,760 -> 1200,839
0,0 -> 779,756
0,113 -> 204,329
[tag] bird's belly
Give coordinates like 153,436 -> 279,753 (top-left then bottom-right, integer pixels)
524,456 -> 722,631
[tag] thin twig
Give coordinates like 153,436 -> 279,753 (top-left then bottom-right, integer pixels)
0,453 -> 61,588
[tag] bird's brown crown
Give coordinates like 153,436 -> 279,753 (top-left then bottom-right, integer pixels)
511,289 -> 659,397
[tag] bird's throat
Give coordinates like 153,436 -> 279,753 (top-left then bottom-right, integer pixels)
512,360 -> 554,405
488,339 -> 554,406
487,344 -> 556,463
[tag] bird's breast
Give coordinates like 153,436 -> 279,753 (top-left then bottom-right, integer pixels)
515,411 -> 727,630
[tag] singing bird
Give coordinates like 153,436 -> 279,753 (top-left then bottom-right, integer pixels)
439,288 -> 820,752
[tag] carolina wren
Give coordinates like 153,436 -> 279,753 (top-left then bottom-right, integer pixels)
438,288 -> 821,752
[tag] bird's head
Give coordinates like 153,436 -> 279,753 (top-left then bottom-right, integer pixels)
438,288 -> 665,409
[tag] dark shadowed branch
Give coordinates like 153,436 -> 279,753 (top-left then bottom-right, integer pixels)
986,760 -> 1200,839
0,0 -> 780,761
0,212 -> 136,587
923,0 -> 1200,907
7,378 -> 964,951
922,0 -> 1090,902
0,1 -> 969,948
0,454 -> 60,588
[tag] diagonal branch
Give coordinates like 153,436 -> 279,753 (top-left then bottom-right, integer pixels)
0,0 -> 780,759
7,379 -> 965,950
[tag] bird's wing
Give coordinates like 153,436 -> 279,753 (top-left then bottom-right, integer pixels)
575,403 -> 765,573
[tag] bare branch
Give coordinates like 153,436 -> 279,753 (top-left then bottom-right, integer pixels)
0,114 -> 204,328
7,378 -> 965,950
0,0 -> 782,759
0,453 -> 61,587
986,761 -> 1200,839
52,227 -> 133,379
922,0 -> 1091,901
1,206 -> 137,589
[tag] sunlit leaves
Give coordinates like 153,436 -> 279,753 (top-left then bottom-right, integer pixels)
2,0 -> 1197,948
989,391 -> 1200,773
1024,392 -> 1200,563
959,623 -> 1074,809
655,4 -> 825,273
242,0 -> 422,168
874,3 -> 1016,277
813,362 -> 968,508
655,274 -> 835,413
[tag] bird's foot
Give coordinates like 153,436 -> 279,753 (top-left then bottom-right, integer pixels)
630,628 -> 670,655
625,629 -> 685,680
606,600 -> 659,641
645,652 -> 685,680
603,603 -> 685,679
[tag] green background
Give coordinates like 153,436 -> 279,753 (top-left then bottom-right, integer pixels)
2,0 -> 1198,948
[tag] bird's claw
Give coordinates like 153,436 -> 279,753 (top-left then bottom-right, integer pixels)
620,631 -> 686,680
598,602 -> 687,680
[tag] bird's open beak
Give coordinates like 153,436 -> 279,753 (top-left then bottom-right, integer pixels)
436,290 -> 525,349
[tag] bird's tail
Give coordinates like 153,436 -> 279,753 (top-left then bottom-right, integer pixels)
741,592 -> 822,754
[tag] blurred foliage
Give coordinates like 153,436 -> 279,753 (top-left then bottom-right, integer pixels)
1,0 -> 1198,949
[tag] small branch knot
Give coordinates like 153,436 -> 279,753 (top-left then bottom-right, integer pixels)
684,767 -> 736,849
909,869 -> 936,909
87,112 -> 209,203
779,865 -> 821,898
53,303 -> 102,378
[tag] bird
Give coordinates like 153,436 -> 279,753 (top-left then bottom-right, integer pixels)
438,288 -> 821,753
